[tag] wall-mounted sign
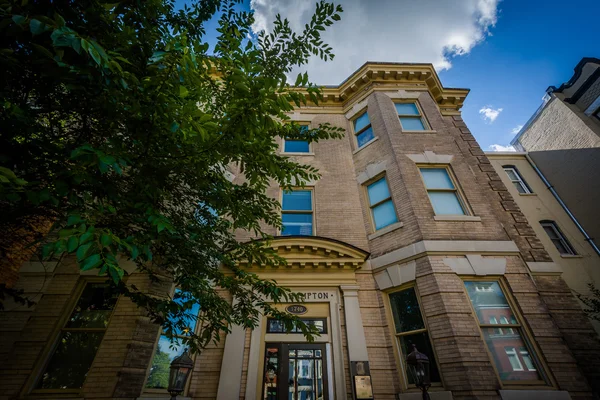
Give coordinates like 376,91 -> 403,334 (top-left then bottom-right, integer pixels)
286,305 -> 308,315
354,376 -> 373,399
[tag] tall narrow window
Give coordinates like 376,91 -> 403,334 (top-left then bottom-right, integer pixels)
503,167 -> 531,194
281,190 -> 314,235
37,283 -> 117,389
396,103 -> 427,131
366,177 -> 398,230
540,221 -> 576,255
388,288 -> 441,385
353,111 -> 375,148
419,168 -> 466,215
284,125 -> 310,153
146,290 -> 200,389
464,281 -> 545,383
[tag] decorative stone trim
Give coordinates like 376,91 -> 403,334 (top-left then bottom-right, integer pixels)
443,255 -> 506,276
499,390 -> 571,400
289,176 -> 319,186
367,221 -> 404,240
345,97 -> 369,120
374,260 -> 416,290
370,240 -> 519,270
433,215 -> 481,222
356,160 -> 388,185
406,151 -> 453,164
385,89 -> 423,100
527,262 -> 563,274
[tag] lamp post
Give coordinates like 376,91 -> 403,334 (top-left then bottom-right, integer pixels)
168,349 -> 194,400
405,344 -> 431,400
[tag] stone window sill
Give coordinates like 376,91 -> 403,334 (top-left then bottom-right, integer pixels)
402,130 -> 437,134
433,215 -> 482,222
352,136 -> 379,154
368,221 -> 404,240
282,152 -> 315,156
560,254 -> 583,258
519,193 -> 537,196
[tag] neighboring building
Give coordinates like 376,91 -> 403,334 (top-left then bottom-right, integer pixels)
487,151 -> 600,334
1,62 -> 600,400
510,58 -> 600,244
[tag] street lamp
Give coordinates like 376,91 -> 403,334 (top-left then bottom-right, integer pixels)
406,344 -> 431,400
168,349 -> 194,400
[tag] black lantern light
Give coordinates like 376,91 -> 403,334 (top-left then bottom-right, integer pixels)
168,349 -> 194,400
405,344 -> 431,400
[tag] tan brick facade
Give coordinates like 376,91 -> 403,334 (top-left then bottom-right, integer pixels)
1,63 -> 598,400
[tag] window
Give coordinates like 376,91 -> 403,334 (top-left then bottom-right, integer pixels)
465,281 -> 545,383
284,125 -> 310,153
419,168 -> 466,215
388,287 -> 441,385
37,283 -> 117,389
146,290 -> 200,390
266,318 -> 327,334
281,190 -> 313,235
396,102 -> 427,131
594,107 -> 600,122
540,221 -> 576,256
366,177 -> 398,230
503,167 -> 531,194
353,111 -> 375,148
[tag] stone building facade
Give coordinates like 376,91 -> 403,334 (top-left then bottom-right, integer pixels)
1,62 -> 599,400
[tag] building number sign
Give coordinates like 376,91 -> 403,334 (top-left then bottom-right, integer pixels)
286,305 -> 308,315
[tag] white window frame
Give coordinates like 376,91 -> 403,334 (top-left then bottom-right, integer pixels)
282,124 -> 312,154
505,347 -> 524,371
540,221 -> 576,256
395,101 -> 429,131
503,167 -> 531,194
418,166 -> 469,216
280,188 -> 315,236
352,110 -> 375,149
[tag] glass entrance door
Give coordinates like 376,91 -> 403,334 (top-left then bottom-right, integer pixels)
262,343 -> 328,400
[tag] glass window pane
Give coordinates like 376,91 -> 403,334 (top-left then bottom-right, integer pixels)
521,348 -> 537,371
282,213 -> 313,236
354,112 -> 370,132
282,191 -> 312,211
482,329 -> 541,381
299,125 -> 309,132
367,178 -> 391,206
464,282 -> 516,325
504,169 -> 519,181
372,200 -> 398,230
542,225 -> 559,240
389,288 -> 424,334
398,332 -> 441,384
512,181 -> 527,194
172,289 -> 200,335
38,331 -> 104,389
400,117 -> 426,130
146,335 -> 185,389
395,103 -> 420,115
420,168 -> 454,189
284,140 -> 310,153
356,126 -> 374,147
428,192 -> 465,215
268,319 -> 284,333
551,239 -> 570,255
67,284 -> 117,328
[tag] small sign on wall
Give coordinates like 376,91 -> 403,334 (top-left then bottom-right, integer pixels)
286,304 -> 308,315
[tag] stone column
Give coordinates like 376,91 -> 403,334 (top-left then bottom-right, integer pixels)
340,285 -> 369,361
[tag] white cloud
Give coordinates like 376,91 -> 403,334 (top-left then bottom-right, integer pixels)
479,105 -> 503,123
250,0 -> 501,84
488,144 -> 516,152
510,124 -> 523,135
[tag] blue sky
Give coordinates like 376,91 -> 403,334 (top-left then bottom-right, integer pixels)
186,0 -> 599,151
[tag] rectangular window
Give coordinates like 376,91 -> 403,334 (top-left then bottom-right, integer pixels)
146,290 -> 200,390
353,111 -> 375,148
465,281 -> 545,383
284,125 -> 310,153
388,287 -> 441,385
396,102 -> 427,131
419,168 -> 466,215
540,221 -> 576,256
37,283 -> 117,389
266,318 -> 327,334
366,177 -> 398,230
281,190 -> 313,236
503,167 -> 531,194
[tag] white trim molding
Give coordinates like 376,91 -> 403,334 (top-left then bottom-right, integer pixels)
443,255 -> 506,276
374,261 -> 416,290
526,262 -> 563,274
357,160 -> 388,185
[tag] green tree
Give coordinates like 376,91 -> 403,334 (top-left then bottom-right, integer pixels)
0,0 -> 343,352
146,345 -> 171,389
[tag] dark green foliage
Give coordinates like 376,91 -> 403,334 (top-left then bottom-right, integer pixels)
0,0 -> 343,353
577,283 -> 600,322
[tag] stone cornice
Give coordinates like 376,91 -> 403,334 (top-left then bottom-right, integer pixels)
295,62 -> 469,115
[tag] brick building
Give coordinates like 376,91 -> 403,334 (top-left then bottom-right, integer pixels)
1,62 -> 599,400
